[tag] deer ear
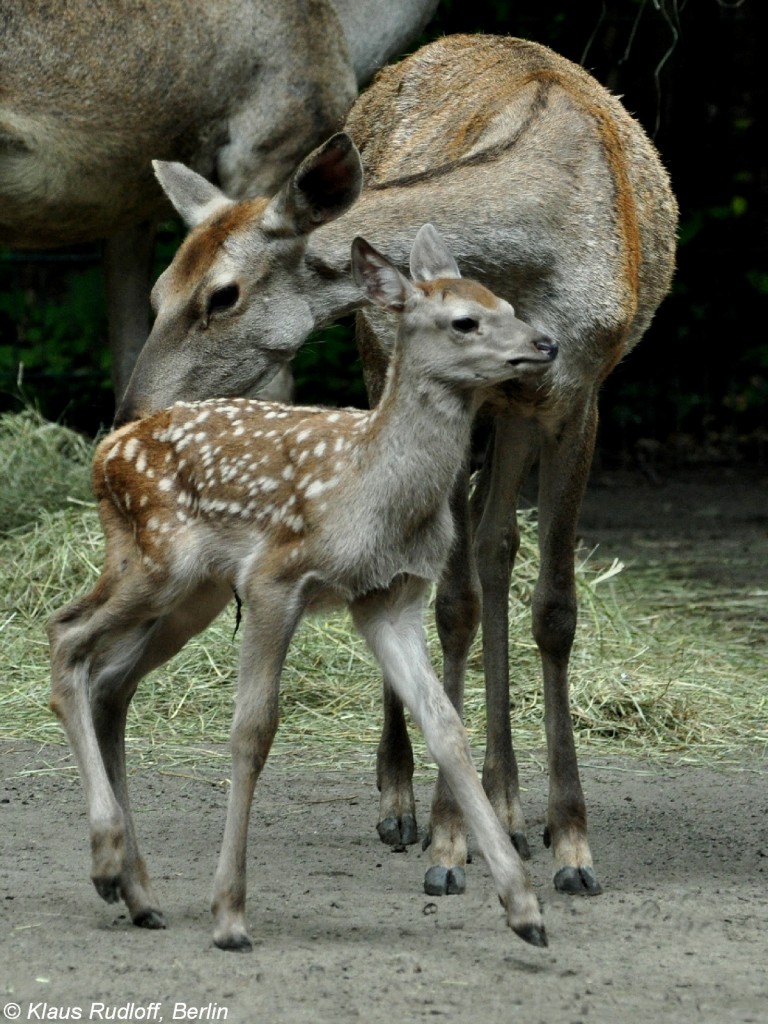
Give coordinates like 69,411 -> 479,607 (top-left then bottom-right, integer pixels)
153,161 -> 234,228
261,133 -> 364,238
351,236 -> 415,312
409,223 -> 461,282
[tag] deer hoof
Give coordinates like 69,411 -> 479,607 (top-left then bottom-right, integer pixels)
510,831 -> 531,860
553,865 -> 602,895
377,814 -> 418,847
133,908 -> 167,929
424,865 -> 466,896
512,922 -> 549,947
214,930 -> 253,952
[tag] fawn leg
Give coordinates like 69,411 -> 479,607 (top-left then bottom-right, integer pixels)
49,579 -> 160,911
89,581 -> 232,926
535,398 -> 601,895
211,579 -> 304,951
351,577 -> 546,946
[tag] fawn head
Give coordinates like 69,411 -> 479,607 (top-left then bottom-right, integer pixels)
352,225 -> 557,387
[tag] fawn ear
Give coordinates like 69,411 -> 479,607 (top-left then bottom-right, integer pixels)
153,161 -> 234,228
409,223 -> 461,282
261,133 -> 364,238
351,237 -> 415,312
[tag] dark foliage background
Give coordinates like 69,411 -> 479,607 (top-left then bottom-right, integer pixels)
1,0 -> 765,463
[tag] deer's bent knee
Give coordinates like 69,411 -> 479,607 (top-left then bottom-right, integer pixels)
435,588 -> 481,646
531,592 -> 577,660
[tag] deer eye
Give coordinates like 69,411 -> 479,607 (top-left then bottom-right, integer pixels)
451,316 -> 479,334
207,283 -> 240,317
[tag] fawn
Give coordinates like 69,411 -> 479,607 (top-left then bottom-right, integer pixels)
49,225 -> 557,950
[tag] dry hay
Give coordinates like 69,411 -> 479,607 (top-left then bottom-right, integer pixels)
1,411 -> 765,777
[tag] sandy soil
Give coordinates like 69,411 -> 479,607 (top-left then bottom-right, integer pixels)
2,465 -> 766,1024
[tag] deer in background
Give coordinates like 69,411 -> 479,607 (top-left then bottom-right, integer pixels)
48,226 -> 557,950
0,0 -> 438,398
116,34 -> 679,901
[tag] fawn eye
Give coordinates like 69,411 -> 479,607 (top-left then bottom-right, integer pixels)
451,316 -> 479,334
207,284 -> 240,317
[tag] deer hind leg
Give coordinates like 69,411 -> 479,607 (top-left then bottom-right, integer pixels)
49,576 -> 232,927
421,462 -> 481,895
473,417 -> 540,860
535,398 -> 602,896
351,577 -> 546,947
211,578 -> 304,952
88,581 -> 233,927
48,578 -> 161,915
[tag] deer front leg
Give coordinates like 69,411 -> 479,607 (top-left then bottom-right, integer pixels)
351,578 -> 546,947
422,463 -> 481,895
535,399 -> 602,896
474,418 -> 540,859
376,681 -> 417,847
211,580 -> 303,951
104,222 -> 156,402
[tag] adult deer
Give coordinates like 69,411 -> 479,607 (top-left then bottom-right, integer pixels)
49,226 -> 557,950
0,0 -> 438,398
117,35 -> 679,900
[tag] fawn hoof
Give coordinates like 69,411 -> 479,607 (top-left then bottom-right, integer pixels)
512,922 -> 549,948
377,815 -> 418,847
93,877 -> 121,905
133,908 -> 167,930
554,865 -> 602,896
214,931 -> 253,953
511,831 -> 531,861
424,865 -> 466,896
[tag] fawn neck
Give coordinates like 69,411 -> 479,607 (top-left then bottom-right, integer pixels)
350,325 -> 475,533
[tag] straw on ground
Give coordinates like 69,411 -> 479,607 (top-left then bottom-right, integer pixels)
1,410 -> 765,775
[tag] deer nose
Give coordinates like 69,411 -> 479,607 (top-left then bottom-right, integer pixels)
534,336 -> 558,360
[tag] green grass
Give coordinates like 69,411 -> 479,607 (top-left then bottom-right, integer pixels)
1,410 -> 765,778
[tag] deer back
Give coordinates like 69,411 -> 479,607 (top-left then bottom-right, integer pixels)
118,34 -> 677,421
346,35 -> 677,384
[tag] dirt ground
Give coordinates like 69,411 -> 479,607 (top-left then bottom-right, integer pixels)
2,465 -> 767,1024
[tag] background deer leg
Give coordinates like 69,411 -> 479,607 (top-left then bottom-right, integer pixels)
357,311 -> 420,850
474,417 -> 539,860
351,577 -> 546,947
211,579 -> 304,951
535,397 -> 602,895
422,463 -> 481,895
104,222 -> 156,402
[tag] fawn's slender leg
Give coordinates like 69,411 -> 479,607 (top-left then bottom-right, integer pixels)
422,462 -> 482,894
535,395 -> 602,895
474,417 -> 539,858
351,577 -> 547,947
49,578 -> 232,921
211,578 -> 305,951
89,581 -> 232,925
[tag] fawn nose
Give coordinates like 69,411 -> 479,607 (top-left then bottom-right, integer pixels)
534,335 -> 558,360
